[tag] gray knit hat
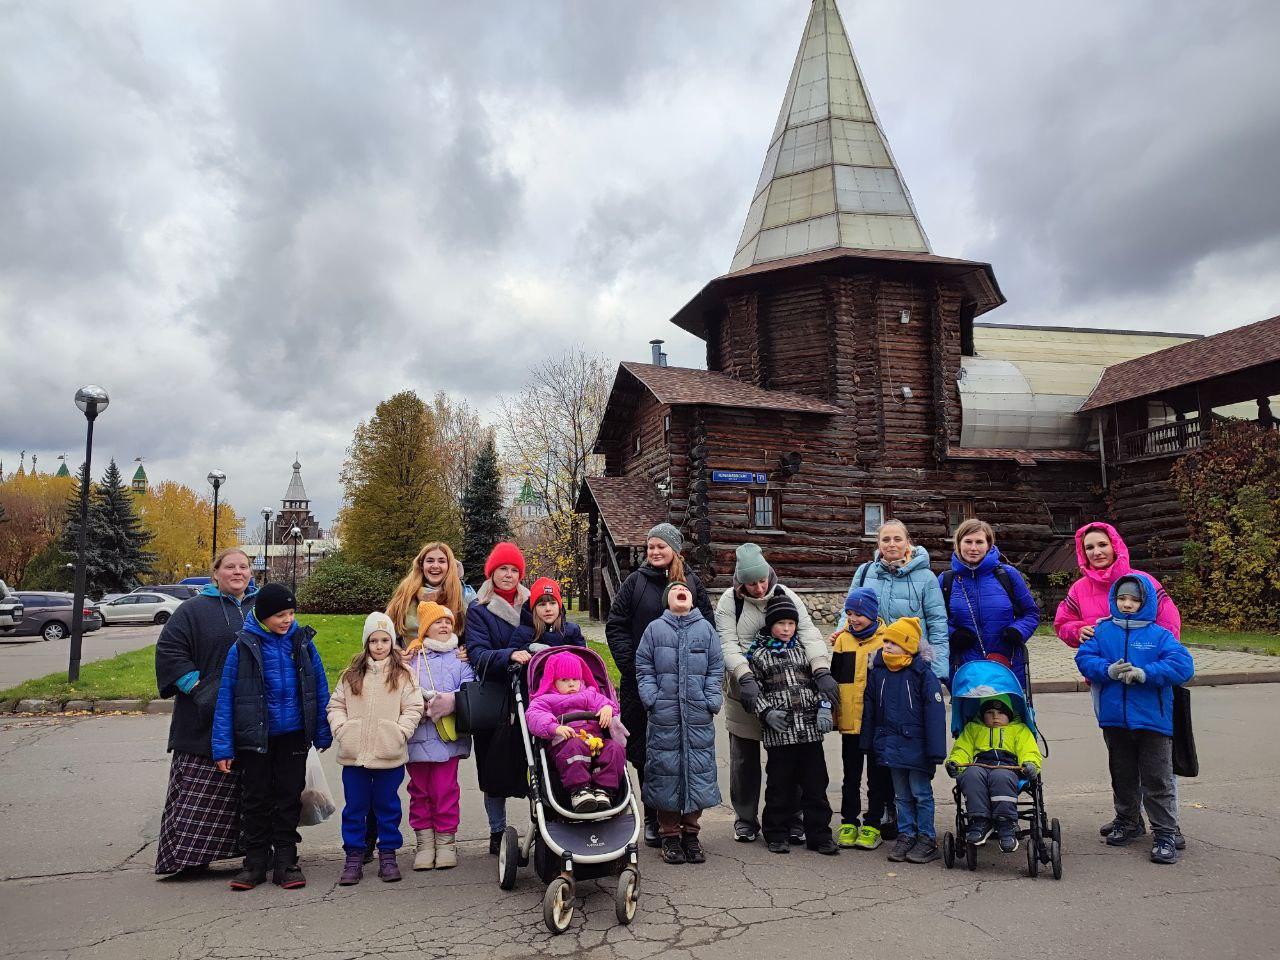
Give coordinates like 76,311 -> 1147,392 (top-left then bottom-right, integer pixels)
647,522 -> 683,553
733,543 -> 771,585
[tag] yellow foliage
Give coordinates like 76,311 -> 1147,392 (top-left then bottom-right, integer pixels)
135,480 -> 243,582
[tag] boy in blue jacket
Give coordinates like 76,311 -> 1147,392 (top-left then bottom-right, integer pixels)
860,617 -> 947,864
1076,574 -> 1194,865
212,584 -> 332,891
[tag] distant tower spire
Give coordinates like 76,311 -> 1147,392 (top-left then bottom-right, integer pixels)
131,457 -> 148,495
731,0 -> 930,271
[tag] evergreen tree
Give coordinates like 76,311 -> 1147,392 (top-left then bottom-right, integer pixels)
61,460 -> 155,595
339,391 -> 460,573
461,434 -> 509,587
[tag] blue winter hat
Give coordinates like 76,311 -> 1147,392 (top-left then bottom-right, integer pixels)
844,586 -> 879,620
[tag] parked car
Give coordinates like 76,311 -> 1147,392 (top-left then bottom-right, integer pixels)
0,580 -> 23,629
98,593 -> 128,605
98,592 -> 184,625
130,584 -> 201,601
0,593 -> 103,641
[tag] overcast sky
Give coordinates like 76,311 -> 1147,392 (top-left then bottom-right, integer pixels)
3,0 -> 1278,531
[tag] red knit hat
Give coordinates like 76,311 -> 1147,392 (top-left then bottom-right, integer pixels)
484,541 -> 526,580
528,577 -> 562,610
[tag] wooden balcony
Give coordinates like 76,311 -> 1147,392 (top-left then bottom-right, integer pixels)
1118,416 -> 1203,463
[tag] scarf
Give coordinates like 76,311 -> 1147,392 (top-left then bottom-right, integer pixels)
848,617 -> 881,641
747,631 -> 795,659
882,650 -> 914,672
493,584 -> 518,606
419,584 -> 441,602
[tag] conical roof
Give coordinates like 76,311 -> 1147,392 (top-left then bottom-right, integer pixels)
56,462 -> 71,478
730,0 -> 930,272
132,463 -> 147,483
284,458 -> 307,504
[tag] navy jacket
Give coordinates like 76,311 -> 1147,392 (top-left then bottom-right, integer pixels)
636,610 -> 723,814
860,650 -> 947,773
1075,573 -> 1194,737
943,547 -> 1040,686
511,620 -> 588,651
211,617 -> 331,760
464,594 -> 535,682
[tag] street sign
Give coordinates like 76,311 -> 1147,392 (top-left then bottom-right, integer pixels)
711,469 -> 767,485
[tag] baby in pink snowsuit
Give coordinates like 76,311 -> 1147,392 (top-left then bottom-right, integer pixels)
525,650 -> 626,813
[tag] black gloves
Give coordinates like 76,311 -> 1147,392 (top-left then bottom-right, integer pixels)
1021,762 -> 1040,781
813,668 -> 840,704
737,674 -> 761,714
945,760 -> 960,778
1001,626 -> 1026,649
950,626 -> 979,654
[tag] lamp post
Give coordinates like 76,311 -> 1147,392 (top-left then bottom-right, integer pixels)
306,541 -> 313,578
69,385 -> 109,683
288,526 -> 302,595
261,507 -> 273,584
207,470 -> 226,563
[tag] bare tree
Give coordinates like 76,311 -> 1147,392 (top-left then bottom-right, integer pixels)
432,391 -> 488,512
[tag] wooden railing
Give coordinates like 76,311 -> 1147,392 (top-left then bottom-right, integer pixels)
1119,416 -> 1203,462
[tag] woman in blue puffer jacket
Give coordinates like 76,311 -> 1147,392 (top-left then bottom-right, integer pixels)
837,520 -> 949,683
942,519 -> 1040,689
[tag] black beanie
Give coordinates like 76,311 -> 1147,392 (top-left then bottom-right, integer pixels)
764,591 -> 800,629
254,583 -> 296,622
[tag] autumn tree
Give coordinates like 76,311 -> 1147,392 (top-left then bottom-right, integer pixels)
61,460 -> 155,595
460,433 -> 509,587
340,390 -> 460,573
136,480 -> 242,582
0,470 -> 76,584
497,348 -> 610,594
432,391 -> 486,515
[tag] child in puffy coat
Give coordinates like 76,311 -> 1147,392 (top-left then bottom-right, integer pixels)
945,696 -> 1041,853
831,586 -> 895,850
1076,574 -> 1194,865
328,612 -> 423,885
860,617 -> 946,865
525,649 -> 626,814
748,592 -> 838,856
404,603 -> 473,871
637,580 -> 723,866
512,577 -> 588,652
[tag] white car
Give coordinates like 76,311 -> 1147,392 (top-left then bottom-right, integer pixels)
97,592 -> 183,625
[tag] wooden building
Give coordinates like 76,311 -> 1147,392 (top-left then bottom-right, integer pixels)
575,0 -> 1278,620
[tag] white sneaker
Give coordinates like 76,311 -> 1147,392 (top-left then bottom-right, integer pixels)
593,789 -> 613,809
571,790 -> 597,813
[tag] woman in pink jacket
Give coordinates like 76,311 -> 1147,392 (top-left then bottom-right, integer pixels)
1054,520 -> 1184,847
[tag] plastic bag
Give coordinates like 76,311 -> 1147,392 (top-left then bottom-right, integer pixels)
299,747 -> 336,826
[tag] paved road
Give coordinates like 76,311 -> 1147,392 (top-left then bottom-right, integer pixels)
1,683 -> 1278,960
0,623 -> 161,690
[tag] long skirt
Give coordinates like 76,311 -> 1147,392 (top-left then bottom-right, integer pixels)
154,752 -> 243,874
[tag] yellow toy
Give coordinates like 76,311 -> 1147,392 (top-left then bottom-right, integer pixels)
575,728 -> 604,755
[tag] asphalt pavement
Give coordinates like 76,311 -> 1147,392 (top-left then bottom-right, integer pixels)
1,683 -> 1277,960
0,623 -> 162,690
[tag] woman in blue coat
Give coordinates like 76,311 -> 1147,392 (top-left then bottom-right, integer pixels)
636,581 -> 723,865
942,519 -> 1040,689
837,520 -> 949,682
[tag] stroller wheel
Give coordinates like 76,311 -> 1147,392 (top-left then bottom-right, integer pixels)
498,826 -> 519,891
965,837 -> 978,872
1051,817 -> 1062,849
1026,836 -> 1040,878
941,832 -> 955,869
543,877 -> 574,935
1050,839 -> 1063,880
615,868 -> 640,925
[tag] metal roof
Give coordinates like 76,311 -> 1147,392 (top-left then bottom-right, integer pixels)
284,459 -> 308,503
731,0 -> 930,272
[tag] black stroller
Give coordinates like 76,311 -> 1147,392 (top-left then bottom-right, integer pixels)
494,646 -> 641,934
941,660 -> 1062,879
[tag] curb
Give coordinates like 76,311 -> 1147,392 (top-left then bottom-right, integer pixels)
3,698 -> 169,715
1029,672 -> 1280,694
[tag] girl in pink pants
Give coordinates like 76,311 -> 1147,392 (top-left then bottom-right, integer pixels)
405,603 -> 473,870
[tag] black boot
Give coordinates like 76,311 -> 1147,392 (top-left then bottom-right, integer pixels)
272,846 -> 306,889
661,835 -> 687,865
643,817 -> 661,849
229,850 -> 269,891
489,831 -> 503,856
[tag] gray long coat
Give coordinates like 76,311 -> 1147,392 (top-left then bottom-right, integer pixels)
636,610 -> 724,814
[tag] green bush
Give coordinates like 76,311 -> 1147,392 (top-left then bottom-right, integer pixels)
296,551 -> 400,615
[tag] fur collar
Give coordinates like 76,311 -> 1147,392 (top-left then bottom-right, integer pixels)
423,633 -> 459,653
476,580 -> 530,627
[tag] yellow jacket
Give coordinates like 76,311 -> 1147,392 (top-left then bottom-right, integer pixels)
830,620 -> 887,734
947,719 -> 1042,770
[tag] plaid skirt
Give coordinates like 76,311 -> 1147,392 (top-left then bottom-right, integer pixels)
155,752 -> 243,874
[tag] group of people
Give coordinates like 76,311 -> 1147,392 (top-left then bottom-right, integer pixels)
151,515 -> 1196,892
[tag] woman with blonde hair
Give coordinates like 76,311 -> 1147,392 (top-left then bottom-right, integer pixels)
386,542 -> 477,648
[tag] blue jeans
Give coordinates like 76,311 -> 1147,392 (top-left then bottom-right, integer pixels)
341,766 -> 404,852
484,794 -> 506,833
890,767 -> 936,840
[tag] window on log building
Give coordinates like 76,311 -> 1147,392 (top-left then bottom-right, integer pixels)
1050,503 -> 1082,535
663,413 -> 671,446
947,498 -> 975,534
632,433 -> 642,456
750,491 -> 780,530
863,501 -> 890,536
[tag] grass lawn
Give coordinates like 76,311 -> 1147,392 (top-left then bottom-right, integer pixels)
0,612 -> 622,705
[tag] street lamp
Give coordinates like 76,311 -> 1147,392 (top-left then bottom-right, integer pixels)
288,526 -> 302,595
69,385 -> 109,683
306,541 -> 313,577
261,507 -> 273,584
207,470 -> 226,563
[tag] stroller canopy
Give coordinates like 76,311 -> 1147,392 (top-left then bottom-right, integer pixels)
950,660 -> 1038,739
527,646 -> 616,700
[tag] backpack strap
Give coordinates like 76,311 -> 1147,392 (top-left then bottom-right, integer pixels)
941,570 -> 955,611
734,591 -> 745,622
855,562 -> 869,588
993,564 -> 1025,618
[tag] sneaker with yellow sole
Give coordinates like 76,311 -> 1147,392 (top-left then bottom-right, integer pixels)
853,825 -> 883,850
836,823 -> 860,848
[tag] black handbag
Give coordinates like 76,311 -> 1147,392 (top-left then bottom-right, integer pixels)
455,678 -> 511,734
478,716 -> 530,799
1171,685 -> 1199,778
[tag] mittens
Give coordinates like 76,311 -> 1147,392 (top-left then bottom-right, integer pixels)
737,674 -> 762,714
426,690 -> 456,720
950,626 -> 979,654
1021,762 -> 1039,781
1107,660 -> 1130,680
813,669 -> 840,704
1122,665 -> 1146,684
762,708 -> 788,733
945,760 -> 960,778
817,704 -> 834,734
1001,626 -> 1026,648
